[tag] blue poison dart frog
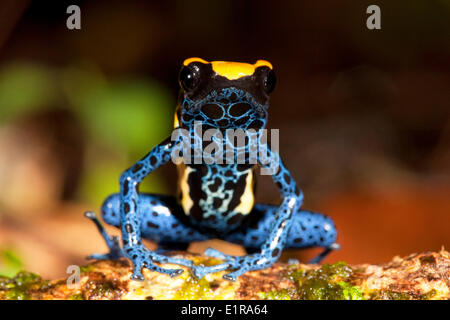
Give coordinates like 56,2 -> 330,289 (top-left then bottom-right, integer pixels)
84,58 -> 339,281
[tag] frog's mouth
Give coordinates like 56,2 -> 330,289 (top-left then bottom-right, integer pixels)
182,87 -> 268,130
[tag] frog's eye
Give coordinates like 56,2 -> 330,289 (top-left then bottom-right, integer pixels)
179,65 -> 201,91
262,69 -> 276,94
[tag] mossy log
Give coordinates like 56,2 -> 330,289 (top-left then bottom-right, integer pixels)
1,249 -> 448,300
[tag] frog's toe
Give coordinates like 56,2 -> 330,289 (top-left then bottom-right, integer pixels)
191,266 -> 208,279
204,247 -> 228,259
222,273 -> 237,282
144,263 -> 184,278
130,270 -> 145,281
86,253 -> 111,260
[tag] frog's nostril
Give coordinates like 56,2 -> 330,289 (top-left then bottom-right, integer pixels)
228,103 -> 252,117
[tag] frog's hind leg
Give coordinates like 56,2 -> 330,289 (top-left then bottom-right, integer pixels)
86,193 -> 209,260
225,204 -> 339,263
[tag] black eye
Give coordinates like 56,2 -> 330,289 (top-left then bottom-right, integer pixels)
179,65 -> 200,91
263,69 -> 276,94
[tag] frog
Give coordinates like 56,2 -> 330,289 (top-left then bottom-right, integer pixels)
84,58 -> 339,281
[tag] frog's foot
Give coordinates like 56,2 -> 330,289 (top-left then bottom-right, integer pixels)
190,247 -> 246,280
84,211 -> 124,260
308,243 -> 341,264
125,245 -> 192,281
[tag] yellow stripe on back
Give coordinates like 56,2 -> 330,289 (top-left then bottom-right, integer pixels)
183,57 -> 272,80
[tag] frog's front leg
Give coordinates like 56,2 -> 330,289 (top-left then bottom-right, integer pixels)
84,137 -> 196,281
119,137 -> 207,280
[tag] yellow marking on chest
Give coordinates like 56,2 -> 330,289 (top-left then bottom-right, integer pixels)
183,57 -> 273,80
233,170 -> 255,215
177,164 -> 194,214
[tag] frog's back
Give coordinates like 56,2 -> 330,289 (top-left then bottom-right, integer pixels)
177,162 -> 256,234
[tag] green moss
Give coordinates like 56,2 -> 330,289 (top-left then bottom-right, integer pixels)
0,271 -> 49,300
262,262 -> 364,300
257,289 -> 293,300
369,289 -> 438,300
419,289 -> 438,300
173,275 -> 213,300
80,265 -> 95,273
68,293 -> 84,300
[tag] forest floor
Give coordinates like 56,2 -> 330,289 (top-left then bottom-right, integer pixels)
1,248 -> 448,300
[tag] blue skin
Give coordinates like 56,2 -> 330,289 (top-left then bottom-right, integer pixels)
85,63 -> 338,281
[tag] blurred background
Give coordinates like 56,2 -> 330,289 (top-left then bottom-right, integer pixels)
0,0 -> 449,279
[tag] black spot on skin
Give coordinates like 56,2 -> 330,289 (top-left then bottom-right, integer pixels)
314,225 -> 319,229
182,113 -> 193,123
251,236 -> 258,241
132,163 -> 143,173
301,225 -> 306,231
152,212 -> 158,217
212,198 -> 222,209
229,103 -> 251,117
132,255 -> 137,259
124,203 -> 130,213
320,237 -> 324,242
126,248 -> 133,253
150,156 -> 157,166
123,240 -> 128,246
188,230 -> 194,236
272,248 -> 280,257
224,170 -> 234,177
248,119 -> 264,129
123,183 -> 129,195
224,181 -> 234,190
150,200 -> 157,206
229,93 -> 238,101
294,237 -> 303,243
125,223 -> 133,233
147,222 -> 159,229
172,223 -> 179,228
209,178 -> 221,192
284,173 -> 291,185
234,116 -> 250,126
227,213 -> 244,226
237,164 -> 251,172
201,103 -> 224,119
194,114 -> 204,122
217,119 -> 229,127
276,181 -> 282,189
